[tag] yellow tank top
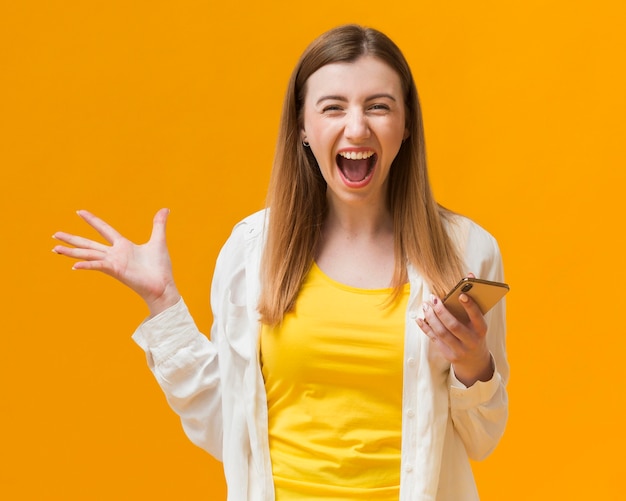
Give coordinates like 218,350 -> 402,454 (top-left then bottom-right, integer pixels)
260,263 -> 409,500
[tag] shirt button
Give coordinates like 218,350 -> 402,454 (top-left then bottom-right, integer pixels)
405,464 -> 414,473
409,311 -> 418,320
407,357 -> 416,367
407,409 -> 415,418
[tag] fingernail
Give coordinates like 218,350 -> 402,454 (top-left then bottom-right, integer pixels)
422,302 -> 429,312
459,293 -> 469,303
430,294 -> 438,305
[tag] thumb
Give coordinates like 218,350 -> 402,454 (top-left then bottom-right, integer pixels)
149,208 -> 170,244
459,292 -> 487,331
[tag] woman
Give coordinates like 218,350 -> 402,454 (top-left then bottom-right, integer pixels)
53,24 -> 508,501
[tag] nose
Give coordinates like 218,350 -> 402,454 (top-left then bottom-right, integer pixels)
344,110 -> 370,142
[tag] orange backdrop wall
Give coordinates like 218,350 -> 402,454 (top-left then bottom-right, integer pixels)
2,1 -> 625,499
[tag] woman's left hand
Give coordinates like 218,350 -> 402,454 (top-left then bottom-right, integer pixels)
417,274 -> 494,387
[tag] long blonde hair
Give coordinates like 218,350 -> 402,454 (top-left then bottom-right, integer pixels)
258,24 -> 464,325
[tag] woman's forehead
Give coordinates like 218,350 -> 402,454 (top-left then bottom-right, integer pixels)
304,56 -> 403,100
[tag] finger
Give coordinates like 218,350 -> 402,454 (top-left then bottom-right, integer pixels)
416,316 -> 437,343
458,293 -> 488,334
72,259 -> 112,272
417,312 -> 458,362
422,299 -> 462,349
52,245 -> 107,262
466,271 -> 476,279
428,294 -> 464,334
149,208 -> 170,245
77,210 -> 123,244
52,232 -> 109,252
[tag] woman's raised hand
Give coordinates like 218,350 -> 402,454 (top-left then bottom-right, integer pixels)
52,209 -> 181,317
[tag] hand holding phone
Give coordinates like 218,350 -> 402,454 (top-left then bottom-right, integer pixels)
442,277 -> 509,322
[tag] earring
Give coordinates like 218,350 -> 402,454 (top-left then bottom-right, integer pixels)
302,140 -> 310,147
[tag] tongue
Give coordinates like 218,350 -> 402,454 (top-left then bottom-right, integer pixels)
340,158 -> 370,182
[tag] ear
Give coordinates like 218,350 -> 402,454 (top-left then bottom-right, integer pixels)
300,129 -> 307,143
403,128 -> 410,141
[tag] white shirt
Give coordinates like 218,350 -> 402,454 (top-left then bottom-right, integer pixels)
133,209 -> 509,501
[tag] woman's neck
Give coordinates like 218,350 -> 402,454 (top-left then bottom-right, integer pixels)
323,195 -> 393,239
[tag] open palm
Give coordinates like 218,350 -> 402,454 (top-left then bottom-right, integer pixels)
53,209 -> 181,316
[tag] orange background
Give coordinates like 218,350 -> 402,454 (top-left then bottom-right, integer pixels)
2,1 -> 625,499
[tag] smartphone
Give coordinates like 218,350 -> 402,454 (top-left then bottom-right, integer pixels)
442,277 -> 509,322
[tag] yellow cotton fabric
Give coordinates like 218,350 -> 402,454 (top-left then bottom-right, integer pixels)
261,263 -> 409,500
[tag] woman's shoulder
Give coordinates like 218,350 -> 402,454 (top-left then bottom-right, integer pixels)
231,208 -> 268,237
215,209 -> 268,268
219,209 -> 268,250
211,209 -> 268,298
442,212 -> 502,275
443,212 -> 498,248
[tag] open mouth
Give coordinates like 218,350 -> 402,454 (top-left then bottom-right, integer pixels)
336,151 -> 378,185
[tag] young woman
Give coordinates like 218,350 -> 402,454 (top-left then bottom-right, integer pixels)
53,24 -> 508,501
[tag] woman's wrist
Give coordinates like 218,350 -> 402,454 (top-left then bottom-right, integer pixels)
452,353 -> 494,387
146,284 -> 182,318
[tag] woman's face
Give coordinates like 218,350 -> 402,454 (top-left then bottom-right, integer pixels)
301,55 -> 408,210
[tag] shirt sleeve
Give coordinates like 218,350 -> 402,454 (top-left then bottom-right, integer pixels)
448,219 -> 509,460
130,212 -> 263,464
132,298 -> 224,459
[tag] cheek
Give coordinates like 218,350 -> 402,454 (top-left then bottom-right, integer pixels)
309,147 -> 335,173
306,123 -> 335,156
301,103 -> 320,136
388,122 -> 409,149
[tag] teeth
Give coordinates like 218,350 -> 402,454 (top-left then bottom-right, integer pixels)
339,151 -> 374,160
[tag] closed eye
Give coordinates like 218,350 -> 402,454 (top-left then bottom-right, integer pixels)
368,103 -> 391,111
322,105 -> 344,113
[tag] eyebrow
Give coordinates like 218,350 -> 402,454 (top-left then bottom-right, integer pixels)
315,93 -> 397,106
